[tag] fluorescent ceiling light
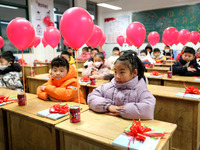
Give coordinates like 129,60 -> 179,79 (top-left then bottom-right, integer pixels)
0,21 -> 9,25
54,13 -> 62,16
97,3 -> 122,10
0,4 -> 19,9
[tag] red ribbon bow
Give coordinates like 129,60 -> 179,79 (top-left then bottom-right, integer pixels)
125,120 -> 167,149
80,76 -> 90,82
150,71 -> 161,76
0,95 -> 17,103
184,83 -> 200,95
49,104 -> 69,114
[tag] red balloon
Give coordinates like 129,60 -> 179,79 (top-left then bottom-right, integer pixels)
126,37 -> 132,46
63,40 -> 69,47
34,36 -> 41,48
60,7 -> 94,50
28,38 -> 34,48
147,31 -> 160,46
190,31 -> 200,45
178,29 -> 190,45
7,18 -> 35,51
42,38 -> 48,47
174,39 -> 179,45
48,22 -> 54,27
87,25 -> 103,48
126,22 -> 146,48
162,27 -> 179,46
162,37 -> 168,45
117,35 -> 124,46
98,34 -> 106,47
44,26 -> 61,48
0,36 -> 4,49
43,16 -> 51,25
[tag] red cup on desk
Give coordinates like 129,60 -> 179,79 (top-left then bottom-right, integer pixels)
33,62 -> 37,67
30,70 -> 35,77
70,106 -> 80,123
17,93 -> 27,106
167,71 -> 172,78
149,64 -> 154,68
163,60 -> 166,64
45,59 -> 48,63
90,77 -> 96,85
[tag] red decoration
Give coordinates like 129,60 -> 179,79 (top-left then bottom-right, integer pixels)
184,84 -> 200,95
0,95 -> 17,103
0,36 -> 4,49
150,71 -> 161,76
49,104 -> 69,114
80,76 -> 90,82
43,16 -> 51,25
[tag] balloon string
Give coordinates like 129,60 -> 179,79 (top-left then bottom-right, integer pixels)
75,50 -> 80,108
29,49 -> 32,70
171,51 -> 172,74
22,51 -> 25,93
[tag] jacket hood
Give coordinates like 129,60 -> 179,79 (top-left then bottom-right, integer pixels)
0,63 -> 21,75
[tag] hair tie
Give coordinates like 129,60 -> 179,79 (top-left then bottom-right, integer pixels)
132,53 -> 135,56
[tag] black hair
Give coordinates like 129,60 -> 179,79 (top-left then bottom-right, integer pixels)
183,47 -> 195,55
91,48 -> 99,53
115,51 -> 145,80
140,50 -> 147,55
67,47 -> 72,50
123,50 -> 138,56
1,51 -> 15,63
113,47 -> 120,51
145,46 -> 153,53
165,45 -> 170,48
94,52 -> 105,61
82,47 -> 88,52
88,46 -> 92,50
61,51 -> 71,57
154,48 -> 161,53
197,48 -> 200,52
51,56 -> 69,71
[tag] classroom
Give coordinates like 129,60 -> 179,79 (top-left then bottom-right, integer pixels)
0,0 -> 200,150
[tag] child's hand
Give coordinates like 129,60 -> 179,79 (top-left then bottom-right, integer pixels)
92,71 -> 99,75
187,68 -> 196,72
107,105 -> 124,113
40,86 -> 46,91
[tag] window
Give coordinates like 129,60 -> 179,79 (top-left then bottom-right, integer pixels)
0,0 -> 29,53
87,1 -> 97,25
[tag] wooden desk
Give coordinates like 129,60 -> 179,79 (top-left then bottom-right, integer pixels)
147,67 -> 169,74
0,88 -> 37,150
147,84 -> 200,150
162,76 -> 200,89
154,64 -> 173,67
36,62 -> 51,70
78,68 -> 84,77
76,60 -> 86,68
3,98 -> 88,150
24,65 -> 49,78
56,110 -> 177,150
144,72 -> 163,85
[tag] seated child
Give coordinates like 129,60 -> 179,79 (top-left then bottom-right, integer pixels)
97,46 -> 106,57
82,52 -> 110,79
84,48 -> 99,68
152,48 -> 166,62
172,47 -> 200,76
195,48 -> 200,65
108,47 -> 120,70
87,53 -> 156,119
77,47 -> 91,61
61,51 -> 76,70
163,45 -> 174,59
0,51 -> 23,91
67,47 -> 75,59
37,56 -> 86,104
139,50 -> 155,65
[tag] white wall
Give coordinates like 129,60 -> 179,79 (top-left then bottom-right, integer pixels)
98,2 -> 200,58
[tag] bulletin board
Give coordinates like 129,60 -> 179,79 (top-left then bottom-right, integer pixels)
132,4 -> 200,42
104,16 -> 130,44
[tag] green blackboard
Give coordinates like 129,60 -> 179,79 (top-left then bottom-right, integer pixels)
132,4 -> 200,42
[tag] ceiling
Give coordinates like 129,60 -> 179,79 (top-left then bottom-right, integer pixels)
88,0 -> 200,13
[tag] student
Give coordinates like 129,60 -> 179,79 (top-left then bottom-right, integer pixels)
108,47 -> 120,70
152,48 -> 166,62
67,47 -> 75,59
176,46 -> 187,62
61,51 -> 76,70
97,46 -> 106,57
172,47 -> 200,76
0,51 -> 23,91
139,49 -> 155,64
77,47 -> 91,61
196,48 -> 200,65
37,56 -> 86,104
145,44 -> 153,55
82,52 -> 110,79
163,45 -> 174,59
87,53 -> 156,119
84,48 -> 99,68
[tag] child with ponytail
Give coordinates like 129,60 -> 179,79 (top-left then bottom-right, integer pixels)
87,52 -> 156,120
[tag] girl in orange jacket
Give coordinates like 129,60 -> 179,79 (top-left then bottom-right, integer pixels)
37,56 -> 86,104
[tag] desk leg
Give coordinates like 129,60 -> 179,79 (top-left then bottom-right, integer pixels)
0,109 -> 8,150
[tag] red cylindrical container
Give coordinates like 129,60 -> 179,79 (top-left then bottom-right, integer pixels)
167,71 -> 172,78
70,106 -> 80,123
90,77 -> 96,85
45,59 -> 48,63
149,64 -> 154,68
33,62 -> 37,67
163,60 -> 166,64
30,70 -> 35,77
17,93 -> 27,106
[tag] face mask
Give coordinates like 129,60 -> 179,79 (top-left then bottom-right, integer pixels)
140,56 -> 146,59
94,62 -> 103,68
165,49 -> 170,53
0,65 -> 8,71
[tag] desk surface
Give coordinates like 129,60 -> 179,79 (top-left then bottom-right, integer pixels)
147,66 -> 170,71
3,98 -> 89,125
56,110 -> 177,150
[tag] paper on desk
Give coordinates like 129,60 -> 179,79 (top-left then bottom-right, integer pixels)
37,109 -> 69,120
147,75 -> 162,78
176,92 -> 200,99
194,78 -> 200,82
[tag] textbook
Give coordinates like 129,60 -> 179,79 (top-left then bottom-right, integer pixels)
176,92 -> 200,99
37,109 -> 69,120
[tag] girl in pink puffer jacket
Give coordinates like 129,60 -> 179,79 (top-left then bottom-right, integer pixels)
88,52 -> 156,120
